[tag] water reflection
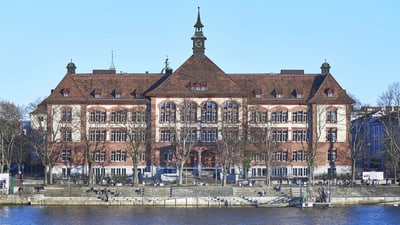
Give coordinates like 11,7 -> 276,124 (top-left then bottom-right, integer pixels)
0,205 -> 399,225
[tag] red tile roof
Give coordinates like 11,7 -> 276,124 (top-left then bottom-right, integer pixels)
44,56 -> 354,105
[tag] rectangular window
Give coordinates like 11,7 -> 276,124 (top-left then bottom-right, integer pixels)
89,130 -> 106,142
328,149 -> 337,162
61,109 -> 72,122
62,129 -> 72,142
111,130 -> 127,142
132,111 -> 147,123
272,129 -> 288,142
250,111 -> 268,123
271,110 -> 288,123
111,150 -> 127,162
327,110 -> 337,123
292,150 -> 307,162
91,150 -> 106,162
273,150 -> 288,162
292,130 -> 307,142
61,149 -> 71,162
327,128 -> 337,142
272,167 -> 288,177
111,111 -> 127,123
181,129 -> 197,143
292,167 -> 308,177
90,111 -> 106,123
292,111 -> 308,123
131,130 -> 146,142
160,129 -> 176,142
201,129 -> 218,142
252,153 -> 265,162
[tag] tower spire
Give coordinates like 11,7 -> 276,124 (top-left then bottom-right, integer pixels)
110,50 -> 116,70
194,7 -> 204,31
191,7 -> 207,56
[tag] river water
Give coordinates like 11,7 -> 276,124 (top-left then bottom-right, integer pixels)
0,205 -> 399,225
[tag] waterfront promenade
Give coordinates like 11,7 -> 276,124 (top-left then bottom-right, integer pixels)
1,180 -> 399,207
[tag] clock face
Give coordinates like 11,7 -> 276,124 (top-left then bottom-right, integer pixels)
195,40 -> 203,47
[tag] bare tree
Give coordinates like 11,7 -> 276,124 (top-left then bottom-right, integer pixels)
0,100 -> 23,173
81,106 -> 108,188
307,105 -> 326,184
248,107 -> 283,186
27,120 -> 48,184
171,100 -> 198,185
12,135 -> 31,175
249,124 -> 278,186
350,112 -> 369,182
217,122 -> 242,186
125,106 -> 150,186
37,105 -> 81,185
378,82 -> 400,183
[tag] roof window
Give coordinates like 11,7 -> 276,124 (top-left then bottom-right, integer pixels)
191,81 -> 208,91
326,88 -> 335,97
94,88 -> 102,99
62,88 -> 70,97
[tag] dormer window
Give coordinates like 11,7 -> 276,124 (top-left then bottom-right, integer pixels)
273,88 -> 283,99
114,88 -> 122,99
254,89 -> 262,99
94,89 -> 102,99
133,89 -> 144,99
62,88 -> 70,97
326,88 -> 335,97
294,88 -> 303,98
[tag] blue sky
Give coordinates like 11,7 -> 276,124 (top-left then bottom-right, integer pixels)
1,0 -> 399,109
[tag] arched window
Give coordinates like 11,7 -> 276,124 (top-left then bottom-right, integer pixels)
181,101 -> 197,123
160,101 -> 176,123
222,102 -> 239,123
201,101 -> 218,123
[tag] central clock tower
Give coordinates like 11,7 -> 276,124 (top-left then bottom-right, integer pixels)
191,7 -> 207,56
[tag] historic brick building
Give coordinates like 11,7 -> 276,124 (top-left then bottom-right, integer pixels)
31,10 -> 354,182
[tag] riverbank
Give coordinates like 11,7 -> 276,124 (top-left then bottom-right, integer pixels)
1,184 -> 399,207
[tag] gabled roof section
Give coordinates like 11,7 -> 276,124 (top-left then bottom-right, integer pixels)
46,73 -> 86,103
230,73 -> 325,104
147,55 -> 246,97
309,73 -> 355,104
45,72 -> 163,104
